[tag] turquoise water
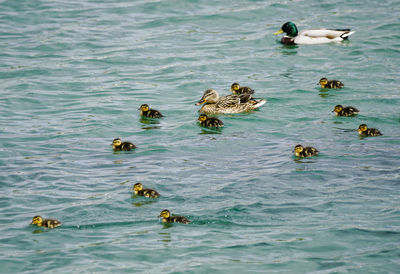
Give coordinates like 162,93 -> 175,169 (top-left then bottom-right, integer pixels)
1,0 -> 400,272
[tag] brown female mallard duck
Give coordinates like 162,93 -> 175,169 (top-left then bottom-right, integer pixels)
294,144 -> 319,157
332,105 -> 359,116
31,216 -> 61,229
195,89 -> 266,114
159,209 -> 190,224
358,124 -> 382,137
230,82 -> 254,95
198,114 -> 224,128
319,78 -> 344,89
112,138 -> 136,151
138,104 -> 163,118
133,183 -> 160,198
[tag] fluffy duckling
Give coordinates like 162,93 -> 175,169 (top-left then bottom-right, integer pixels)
332,105 -> 359,116
159,209 -> 190,224
358,124 -> 382,137
198,114 -> 224,129
133,183 -> 160,198
294,144 -> 319,157
31,215 -> 61,229
138,104 -> 163,118
230,82 -> 254,95
274,22 -> 355,45
112,138 -> 136,151
319,78 -> 344,89
195,88 -> 266,114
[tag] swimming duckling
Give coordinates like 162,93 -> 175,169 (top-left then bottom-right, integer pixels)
138,104 -> 163,118
319,78 -> 344,89
112,138 -> 136,151
159,209 -> 190,224
358,124 -> 382,137
133,183 -> 160,198
230,82 -> 254,95
31,216 -> 61,229
294,144 -> 319,157
196,89 -> 266,114
274,22 -> 355,45
332,105 -> 359,116
198,114 -> 224,129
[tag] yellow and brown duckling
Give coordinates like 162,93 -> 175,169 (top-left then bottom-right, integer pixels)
31,215 -> 61,229
133,183 -> 160,198
112,138 -> 136,151
332,105 -> 359,116
198,114 -> 224,129
230,82 -> 254,95
319,78 -> 344,89
358,124 -> 382,137
159,209 -> 190,224
138,104 -> 163,118
195,88 -> 266,114
294,144 -> 319,157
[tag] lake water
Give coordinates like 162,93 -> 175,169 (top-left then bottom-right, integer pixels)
0,0 -> 399,272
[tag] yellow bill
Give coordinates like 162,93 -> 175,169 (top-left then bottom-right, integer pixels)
274,29 -> 284,35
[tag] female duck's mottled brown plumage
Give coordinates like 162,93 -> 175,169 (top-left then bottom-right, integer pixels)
294,144 -> 319,157
319,78 -> 344,89
112,138 -> 136,151
198,114 -> 224,128
333,105 -> 359,116
195,89 -> 266,114
159,209 -> 190,224
138,104 -> 163,118
133,183 -> 159,198
230,82 -> 254,95
31,216 -> 61,229
358,124 -> 382,137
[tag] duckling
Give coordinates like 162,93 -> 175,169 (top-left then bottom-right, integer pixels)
133,183 -> 160,198
319,78 -> 344,89
138,104 -> 163,118
159,209 -> 190,224
294,144 -> 319,157
274,22 -> 355,45
332,105 -> 359,116
358,124 -> 382,137
112,138 -> 136,151
198,114 -> 224,129
230,82 -> 254,95
195,88 -> 266,114
31,215 -> 61,229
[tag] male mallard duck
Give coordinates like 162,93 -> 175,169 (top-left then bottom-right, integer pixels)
230,82 -> 254,95
31,216 -> 61,229
358,124 -> 382,137
138,104 -> 163,118
112,138 -> 136,151
294,144 -> 319,157
198,114 -> 224,128
274,22 -> 355,45
133,183 -> 160,198
159,209 -> 190,224
319,78 -> 344,89
332,105 -> 359,116
195,89 -> 266,114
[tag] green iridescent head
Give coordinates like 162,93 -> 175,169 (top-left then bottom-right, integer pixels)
275,22 -> 298,37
